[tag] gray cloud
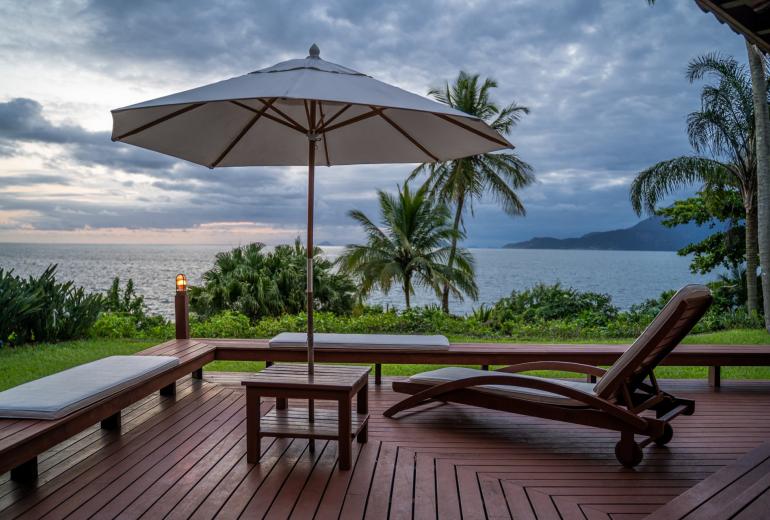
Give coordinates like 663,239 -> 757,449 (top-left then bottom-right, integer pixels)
0,0 -> 749,244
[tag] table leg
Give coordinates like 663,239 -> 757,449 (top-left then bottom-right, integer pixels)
357,383 -> 368,444
246,389 -> 260,463
338,397 -> 352,470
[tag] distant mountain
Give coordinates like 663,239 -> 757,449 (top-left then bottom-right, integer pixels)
503,217 -> 714,251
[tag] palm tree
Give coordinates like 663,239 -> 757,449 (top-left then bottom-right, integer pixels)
746,40 -> 770,330
409,71 -> 534,312
338,184 -> 478,309
630,53 -> 765,312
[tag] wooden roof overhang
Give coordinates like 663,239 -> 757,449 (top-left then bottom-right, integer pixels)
695,0 -> 770,53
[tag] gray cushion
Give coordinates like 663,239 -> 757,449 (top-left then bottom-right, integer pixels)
409,367 -> 595,407
269,332 -> 450,351
0,355 -> 179,420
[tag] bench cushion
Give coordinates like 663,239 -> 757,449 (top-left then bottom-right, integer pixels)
0,355 -> 179,420
409,367 -> 595,407
269,333 -> 450,351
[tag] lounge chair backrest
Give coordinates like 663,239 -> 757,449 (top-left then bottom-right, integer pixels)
593,284 -> 712,401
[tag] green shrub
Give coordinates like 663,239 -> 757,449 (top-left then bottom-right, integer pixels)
490,283 -> 618,326
1,265 -> 103,346
189,241 -> 356,321
192,311 -> 254,338
0,268 -> 43,345
90,313 -> 139,339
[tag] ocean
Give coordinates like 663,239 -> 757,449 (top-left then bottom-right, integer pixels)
0,243 -> 717,319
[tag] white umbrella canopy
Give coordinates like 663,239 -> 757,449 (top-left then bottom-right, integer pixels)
111,44 -> 513,377
111,44 -> 512,166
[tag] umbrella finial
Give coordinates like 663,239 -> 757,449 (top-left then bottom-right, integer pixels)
308,43 -> 320,59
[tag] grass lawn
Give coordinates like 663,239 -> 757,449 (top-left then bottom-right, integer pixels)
1,328 -> 769,391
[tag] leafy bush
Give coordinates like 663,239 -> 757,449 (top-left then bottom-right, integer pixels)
90,313 -> 139,339
0,268 -> 44,345
189,241 -> 356,321
489,283 -> 618,325
104,278 -> 146,318
87,281 -> 762,342
0,265 -> 103,346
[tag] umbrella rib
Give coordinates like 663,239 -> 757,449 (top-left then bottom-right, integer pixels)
432,113 -> 512,149
112,102 -> 206,141
316,104 -> 351,132
321,109 -> 380,133
209,99 -> 276,168
371,106 -> 439,162
266,104 -> 308,133
318,102 -> 331,166
229,100 -> 306,134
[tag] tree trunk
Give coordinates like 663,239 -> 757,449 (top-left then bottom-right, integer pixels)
441,194 -> 465,313
404,274 -> 411,309
747,40 -> 770,330
745,202 -> 760,314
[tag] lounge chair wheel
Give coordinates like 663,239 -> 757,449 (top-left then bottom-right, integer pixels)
615,438 -> 643,468
654,423 -> 674,447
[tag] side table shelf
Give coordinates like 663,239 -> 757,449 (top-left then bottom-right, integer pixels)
243,364 -> 371,470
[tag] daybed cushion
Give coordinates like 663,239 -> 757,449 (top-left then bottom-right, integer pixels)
0,355 -> 180,420
408,367 -> 595,407
269,332 -> 450,351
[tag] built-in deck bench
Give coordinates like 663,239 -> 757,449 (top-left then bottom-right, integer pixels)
645,441 -> 770,519
206,338 -> 770,387
0,339 -> 213,481
2,335 -> 768,483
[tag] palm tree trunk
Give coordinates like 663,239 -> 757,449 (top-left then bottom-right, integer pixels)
745,201 -> 760,314
441,194 -> 465,313
404,274 -> 411,309
747,40 -> 770,330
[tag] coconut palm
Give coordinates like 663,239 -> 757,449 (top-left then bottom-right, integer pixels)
338,184 -> 478,309
630,53 -> 767,312
409,71 -> 534,312
747,40 -> 770,330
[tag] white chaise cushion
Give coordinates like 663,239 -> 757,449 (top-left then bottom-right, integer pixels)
269,333 -> 450,351
0,355 -> 179,420
408,367 -> 596,407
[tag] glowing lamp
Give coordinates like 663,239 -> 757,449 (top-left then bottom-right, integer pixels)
175,273 -> 188,293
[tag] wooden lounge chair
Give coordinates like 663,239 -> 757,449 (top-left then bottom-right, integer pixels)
384,284 -> 713,467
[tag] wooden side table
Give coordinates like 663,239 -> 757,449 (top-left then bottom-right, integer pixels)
242,364 -> 370,470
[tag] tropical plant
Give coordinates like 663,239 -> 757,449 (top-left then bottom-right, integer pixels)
0,268 -> 43,345
189,240 -> 356,321
489,283 -> 617,324
338,183 -> 478,309
0,265 -> 103,345
630,53 -> 768,313
656,187 -> 745,274
746,40 -> 770,330
409,71 -> 534,312
104,277 -> 146,319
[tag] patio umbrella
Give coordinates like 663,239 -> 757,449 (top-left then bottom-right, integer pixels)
111,44 -> 513,376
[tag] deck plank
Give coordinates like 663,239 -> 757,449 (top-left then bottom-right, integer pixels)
0,377 -> 769,519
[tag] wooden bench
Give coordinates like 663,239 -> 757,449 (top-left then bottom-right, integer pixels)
645,441 -> 770,519
205,338 -> 770,387
0,339 -> 213,481
3,335 -> 768,481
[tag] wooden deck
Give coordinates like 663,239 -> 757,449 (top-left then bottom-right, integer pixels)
1,374 -> 769,519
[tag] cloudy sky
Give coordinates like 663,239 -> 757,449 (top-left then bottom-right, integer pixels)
0,0 -> 748,246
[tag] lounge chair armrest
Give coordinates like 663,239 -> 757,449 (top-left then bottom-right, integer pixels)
498,362 -> 607,378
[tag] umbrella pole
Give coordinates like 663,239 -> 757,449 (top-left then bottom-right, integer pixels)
306,136 -> 315,377
306,102 -> 317,442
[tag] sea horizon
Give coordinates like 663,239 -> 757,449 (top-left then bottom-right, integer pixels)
0,243 -> 717,319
